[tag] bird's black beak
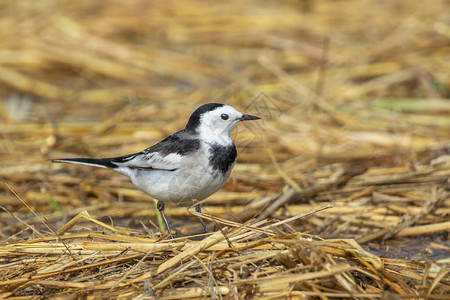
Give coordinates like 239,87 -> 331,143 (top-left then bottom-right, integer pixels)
240,114 -> 261,121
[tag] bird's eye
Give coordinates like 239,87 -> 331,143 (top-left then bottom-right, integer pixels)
221,113 -> 229,120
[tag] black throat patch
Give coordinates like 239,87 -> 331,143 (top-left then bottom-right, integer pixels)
208,143 -> 237,174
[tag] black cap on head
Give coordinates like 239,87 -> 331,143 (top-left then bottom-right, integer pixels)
185,103 -> 224,132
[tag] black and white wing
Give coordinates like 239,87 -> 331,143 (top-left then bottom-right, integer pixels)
51,131 -> 201,172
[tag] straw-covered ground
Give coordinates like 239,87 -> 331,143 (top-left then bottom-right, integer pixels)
0,0 -> 449,298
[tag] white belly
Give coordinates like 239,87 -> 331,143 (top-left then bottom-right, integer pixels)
113,140 -> 236,205
118,144 -> 234,205
128,166 -> 231,205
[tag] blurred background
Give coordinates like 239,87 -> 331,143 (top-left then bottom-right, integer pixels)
0,0 -> 449,253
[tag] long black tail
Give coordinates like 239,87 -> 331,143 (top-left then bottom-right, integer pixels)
50,158 -> 118,169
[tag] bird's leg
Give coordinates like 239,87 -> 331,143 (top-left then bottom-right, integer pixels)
195,204 -> 208,233
157,200 -> 174,239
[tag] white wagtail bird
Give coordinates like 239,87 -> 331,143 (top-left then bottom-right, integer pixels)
51,103 -> 260,238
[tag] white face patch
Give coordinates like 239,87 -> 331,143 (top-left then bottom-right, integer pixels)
197,105 -> 243,145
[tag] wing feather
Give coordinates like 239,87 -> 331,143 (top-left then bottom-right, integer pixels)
111,132 -> 200,171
